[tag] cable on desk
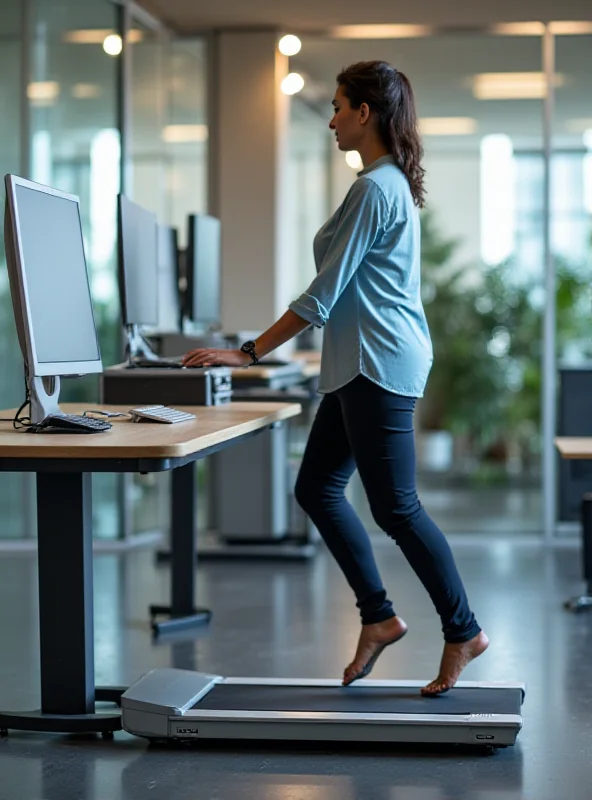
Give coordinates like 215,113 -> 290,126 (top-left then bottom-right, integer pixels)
12,365 -> 32,430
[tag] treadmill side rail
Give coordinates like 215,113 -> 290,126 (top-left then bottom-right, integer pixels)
164,714 -> 522,748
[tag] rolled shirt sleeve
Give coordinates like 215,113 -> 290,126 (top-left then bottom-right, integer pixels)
289,177 -> 387,327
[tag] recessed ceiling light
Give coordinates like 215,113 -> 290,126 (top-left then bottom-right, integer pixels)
420,117 -> 478,136
71,83 -> 102,100
549,21 -> 592,35
162,125 -> 209,143
103,34 -> 123,56
331,24 -> 431,39
27,81 -> 60,105
345,151 -> 363,169
492,22 -> 545,36
64,28 -> 143,44
278,35 -> 301,56
281,73 -> 305,95
472,72 -> 565,100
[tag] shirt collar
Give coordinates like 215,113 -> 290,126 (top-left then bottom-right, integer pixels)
357,154 -> 395,177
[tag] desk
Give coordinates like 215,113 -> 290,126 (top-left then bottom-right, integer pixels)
555,437 -> 592,611
0,401 -> 301,736
231,362 -> 306,390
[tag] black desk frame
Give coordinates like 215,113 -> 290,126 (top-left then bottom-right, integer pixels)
0,428 -> 264,736
564,491 -> 592,611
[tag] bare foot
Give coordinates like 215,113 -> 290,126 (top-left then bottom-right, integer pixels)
342,616 -> 408,687
421,631 -> 490,696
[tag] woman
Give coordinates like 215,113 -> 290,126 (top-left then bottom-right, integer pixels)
183,61 -> 488,695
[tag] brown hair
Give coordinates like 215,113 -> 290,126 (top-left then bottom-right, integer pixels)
337,61 -> 426,208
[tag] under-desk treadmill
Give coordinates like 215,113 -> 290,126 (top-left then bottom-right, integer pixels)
121,669 -> 524,749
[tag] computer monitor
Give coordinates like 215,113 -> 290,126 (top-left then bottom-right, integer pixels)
157,223 -> 181,333
4,174 -> 103,421
117,194 -> 158,328
184,213 -> 221,327
117,194 -> 160,360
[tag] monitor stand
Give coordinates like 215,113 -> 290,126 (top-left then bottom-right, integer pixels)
30,375 -> 61,424
125,324 -> 159,365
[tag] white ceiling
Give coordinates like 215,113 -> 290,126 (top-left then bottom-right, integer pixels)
137,0 -> 592,33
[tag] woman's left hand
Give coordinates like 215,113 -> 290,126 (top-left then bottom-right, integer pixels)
182,348 -> 252,368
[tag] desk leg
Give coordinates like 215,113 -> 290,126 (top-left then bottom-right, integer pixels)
564,492 -> 592,612
0,472 -> 122,736
150,461 -> 212,635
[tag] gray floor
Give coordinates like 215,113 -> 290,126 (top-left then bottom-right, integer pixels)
0,538 -> 591,800
350,471 -> 543,534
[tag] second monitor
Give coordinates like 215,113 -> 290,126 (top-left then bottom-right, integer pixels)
184,213 -> 221,330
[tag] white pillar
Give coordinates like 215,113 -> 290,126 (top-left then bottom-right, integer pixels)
209,30 -> 292,334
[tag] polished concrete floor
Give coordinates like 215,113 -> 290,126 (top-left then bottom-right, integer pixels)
0,538 -> 591,800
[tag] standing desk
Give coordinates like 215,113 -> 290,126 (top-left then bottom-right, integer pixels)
555,437 -> 592,611
0,401 -> 301,736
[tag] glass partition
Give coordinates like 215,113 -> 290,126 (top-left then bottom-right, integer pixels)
0,4 -> 29,538
553,32 -> 592,532
295,31 -> 546,534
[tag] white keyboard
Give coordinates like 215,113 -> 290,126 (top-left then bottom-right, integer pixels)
129,405 -> 196,424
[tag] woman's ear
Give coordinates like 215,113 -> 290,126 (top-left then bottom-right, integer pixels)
359,102 -> 371,126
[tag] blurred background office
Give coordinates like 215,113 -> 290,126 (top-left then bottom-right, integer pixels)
1,0 -> 592,545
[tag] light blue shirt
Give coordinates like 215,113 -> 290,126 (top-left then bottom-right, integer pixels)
289,155 -> 433,397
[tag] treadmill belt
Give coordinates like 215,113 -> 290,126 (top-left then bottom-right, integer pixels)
194,685 -> 522,716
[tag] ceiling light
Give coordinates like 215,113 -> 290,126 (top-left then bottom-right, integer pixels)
27,81 -> 60,105
420,117 -> 478,136
162,124 -> 209,143
278,35 -> 301,56
103,34 -> 123,56
71,83 -> 102,100
331,24 -> 431,39
472,72 -> 565,100
281,73 -> 304,95
64,29 -> 143,44
549,21 -> 592,35
345,151 -> 363,170
492,22 -> 545,36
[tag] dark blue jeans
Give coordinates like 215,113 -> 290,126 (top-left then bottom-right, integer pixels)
295,375 -> 481,644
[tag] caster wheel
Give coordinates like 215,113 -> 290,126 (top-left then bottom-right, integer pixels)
102,731 -> 114,741
0,730 -> 8,738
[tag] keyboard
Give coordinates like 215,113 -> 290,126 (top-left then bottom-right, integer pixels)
133,358 -> 183,368
131,358 -> 206,370
29,413 -> 112,434
129,405 -> 196,424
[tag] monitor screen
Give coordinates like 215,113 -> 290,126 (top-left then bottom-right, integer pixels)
186,214 -> 221,325
157,224 -> 180,332
118,195 -> 158,327
9,180 -> 101,371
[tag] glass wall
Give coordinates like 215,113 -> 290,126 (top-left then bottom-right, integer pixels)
25,0 -> 122,539
303,33 -> 546,533
286,97 -> 331,350
411,33 -> 545,534
164,38 -> 209,239
0,0 -> 209,544
0,4 -> 28,538
127,26 -> 210,539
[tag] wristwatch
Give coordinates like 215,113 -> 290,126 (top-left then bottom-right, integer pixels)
240,340 -> 259,365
